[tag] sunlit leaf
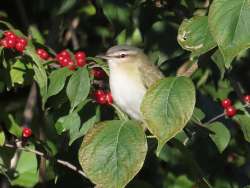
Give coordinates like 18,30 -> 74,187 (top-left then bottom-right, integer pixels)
208,0 -> 250,66
79,120 -> 147,188
178,16 -> 216,56
141,76 -> 195,155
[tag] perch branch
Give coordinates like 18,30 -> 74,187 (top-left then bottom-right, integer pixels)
3,143 -> 87,178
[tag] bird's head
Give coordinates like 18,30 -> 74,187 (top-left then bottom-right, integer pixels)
96,45 -> 147,65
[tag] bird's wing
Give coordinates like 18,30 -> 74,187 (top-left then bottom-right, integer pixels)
139,62 -> 164,89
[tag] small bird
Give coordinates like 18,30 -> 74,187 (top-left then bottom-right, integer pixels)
97,45 -> 164,121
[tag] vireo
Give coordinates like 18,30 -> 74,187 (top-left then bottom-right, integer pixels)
97,45 -> 164,121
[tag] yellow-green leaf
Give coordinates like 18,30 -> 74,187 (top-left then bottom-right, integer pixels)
79,120 -> 147,188
141,76 -> 195,155
208,0 -> 250,66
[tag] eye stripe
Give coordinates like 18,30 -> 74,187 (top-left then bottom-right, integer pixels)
114,54 -> 127,58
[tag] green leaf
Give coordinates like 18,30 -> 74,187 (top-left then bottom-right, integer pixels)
10,60 -> 26,86
33,65 -> 47,105
97,1 -> 130,29
191,107 -> 205,122
10,59 -> 32,86
116,30 -> 127,45
28,25 -> 45,44
11,145 -> 39,187
57,0 -> 77,15
211,49 -> 226,80
80,2 -> 96,16
208,122 -> 231,153
0,131 -> 5,146
46,67 -> 72,102
208,0 -> 250,66
5,114 -> 22,137
66,67 -> 90,112
130,28 -> 143,45
78,120 -> 147,188
234,115 -> 250,143
141,76 -> 196,155
178,16 -> 216,56
25,45 -> 48,106
69,115 -> 97,145
55,113 -> 80,134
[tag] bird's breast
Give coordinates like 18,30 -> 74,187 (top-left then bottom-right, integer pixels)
109,63 -> 146,120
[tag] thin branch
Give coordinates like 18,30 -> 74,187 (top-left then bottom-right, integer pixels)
3,143 -> 87,178
204,112 -> 225,125
63,17 -> 80,49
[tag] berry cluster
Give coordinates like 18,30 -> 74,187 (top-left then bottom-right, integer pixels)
221,98 -> 237,117
0,31 -> 27,52
93,90 -> 113,105
22,127 -> 32,138
221,95 -> 250,117
56,50 -> 86,70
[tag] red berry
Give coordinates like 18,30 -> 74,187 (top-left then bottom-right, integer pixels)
92,68 -> 106,79
17,37 -> 27,45
0,38 -> 8,48
15,42 -> 26,52
56,54 -> 64,62
105,92 -> 113,105
37,48 -> 49,60
244,95 -> 250,104
61,58 -> 70,66
76,58 -> 86,67
6,37 -> 16,48
225,106 -> 237,117
75,51 -> 86,59
7,33 -> 17,41
221,99 -> 232,108
96,95 -> 106,104
93,90 -> 107,104
67,61 -> 76,70
94,89 -> 105,98
22,127 -> 32,138
59,50 -> 70,58
3,31 -> 13,37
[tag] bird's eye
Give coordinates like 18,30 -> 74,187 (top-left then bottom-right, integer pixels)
120,54 -> 126,58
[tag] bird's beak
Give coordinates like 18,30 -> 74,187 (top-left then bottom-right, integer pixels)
96,54 -> 111,60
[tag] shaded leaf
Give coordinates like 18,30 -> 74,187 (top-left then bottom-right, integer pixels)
66,68 -> 90,112
208,0 -> 250,66
178,16 -> 216,56
11,145 -> 39,187
55,113 -> 80,135
28,25 -> 45,44
79,120 -> 147,188
234,115 -> 250,143
69,115 -> 97,145
46,67 -> 72,102
10,60 -> 26,86
141,76 -> 195,155
5,114 -> 22,137
0,131 -> 5,146
211,49 -> 225,80
208,122 -> 231,153
57,0 -> 77,15
25,45 -> 48,106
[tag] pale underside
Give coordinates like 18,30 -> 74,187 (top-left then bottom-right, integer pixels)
109,59 -> 164,121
